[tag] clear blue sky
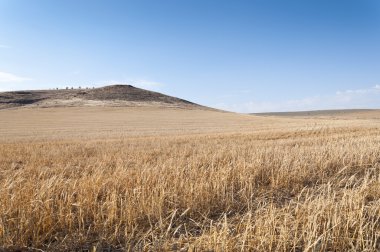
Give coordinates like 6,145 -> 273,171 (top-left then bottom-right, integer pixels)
1,0 -> 380,112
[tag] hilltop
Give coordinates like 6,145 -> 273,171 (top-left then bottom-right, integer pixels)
0,84 -> 206,110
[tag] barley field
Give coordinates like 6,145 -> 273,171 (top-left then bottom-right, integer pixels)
1,108 -> 380,251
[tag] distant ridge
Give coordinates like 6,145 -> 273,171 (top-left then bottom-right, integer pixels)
252,109 -> 378,117
0,84 -> 208,110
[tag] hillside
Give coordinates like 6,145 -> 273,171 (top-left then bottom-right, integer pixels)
252,109 -> 380,119
0,84 -> 205,109
2,91 -> 380,251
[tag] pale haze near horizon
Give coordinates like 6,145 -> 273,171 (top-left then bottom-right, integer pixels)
0,0 -> 380,113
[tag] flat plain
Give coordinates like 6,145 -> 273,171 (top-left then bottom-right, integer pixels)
1,106 -> 380,251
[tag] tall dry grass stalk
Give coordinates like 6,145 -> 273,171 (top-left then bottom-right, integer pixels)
1,126 -> 380,251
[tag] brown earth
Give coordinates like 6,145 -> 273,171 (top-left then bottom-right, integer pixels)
0,85 -> 206,109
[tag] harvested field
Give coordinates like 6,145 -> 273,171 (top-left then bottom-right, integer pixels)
1,107 -> 380,251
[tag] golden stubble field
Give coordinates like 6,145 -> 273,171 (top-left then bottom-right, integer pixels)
1,107 -> 380,251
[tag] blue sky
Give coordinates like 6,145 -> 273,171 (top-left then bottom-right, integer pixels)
1,0 -> 380,112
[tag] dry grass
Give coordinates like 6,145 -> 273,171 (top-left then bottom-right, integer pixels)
1,108 -> 380,251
